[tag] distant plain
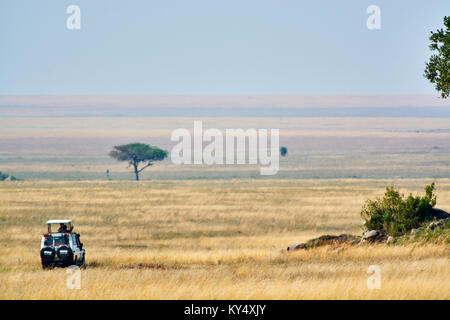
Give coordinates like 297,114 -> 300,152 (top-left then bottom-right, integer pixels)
1,103 -> 449,180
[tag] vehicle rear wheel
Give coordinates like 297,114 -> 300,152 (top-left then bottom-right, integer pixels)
40,247 -> 55,262
56,245 -> 73,264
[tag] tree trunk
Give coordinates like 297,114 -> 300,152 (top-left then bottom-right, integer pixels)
133,162 -> 139,181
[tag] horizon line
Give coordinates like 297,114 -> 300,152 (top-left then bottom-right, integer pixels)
1,94 -> 450,108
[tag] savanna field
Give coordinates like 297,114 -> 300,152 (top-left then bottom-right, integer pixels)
2,1 -> 450,305
0,179 -> 449,299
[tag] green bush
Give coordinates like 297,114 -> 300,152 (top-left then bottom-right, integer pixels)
0,171 -> 18,181
360,183 -> 437,236
280,146 -> 288,157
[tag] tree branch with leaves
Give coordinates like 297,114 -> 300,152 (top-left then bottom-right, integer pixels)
424,16 -> 450,98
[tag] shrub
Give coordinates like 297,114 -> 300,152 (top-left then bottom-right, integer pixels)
280,147 -> 288,157
360,183 -> 437,236
0,171 -> 18,181
0,171 -> 8,180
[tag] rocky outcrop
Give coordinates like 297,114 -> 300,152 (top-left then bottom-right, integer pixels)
287,234 -> 360,251
306,234 -> 360,248
287,211 -> 449,251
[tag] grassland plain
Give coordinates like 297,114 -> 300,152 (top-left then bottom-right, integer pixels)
0,179 -> 449,299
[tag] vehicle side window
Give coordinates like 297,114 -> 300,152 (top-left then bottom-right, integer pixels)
72,234 -> 80,247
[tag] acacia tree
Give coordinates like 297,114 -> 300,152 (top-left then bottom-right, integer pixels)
424,16 -> 450,98
109,143 -> 168,181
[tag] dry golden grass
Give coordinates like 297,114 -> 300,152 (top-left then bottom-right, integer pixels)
0,179 -> 449,299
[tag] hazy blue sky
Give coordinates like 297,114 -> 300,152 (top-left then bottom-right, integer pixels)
0,0 -> 448,95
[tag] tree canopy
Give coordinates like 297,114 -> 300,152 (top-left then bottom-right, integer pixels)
109,143 -> 168,180
424,16 -> 450,98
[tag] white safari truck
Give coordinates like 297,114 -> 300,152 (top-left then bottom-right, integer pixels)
40,219 -> 86,269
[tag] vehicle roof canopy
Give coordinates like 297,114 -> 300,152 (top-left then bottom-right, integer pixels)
46,219 -> 72,224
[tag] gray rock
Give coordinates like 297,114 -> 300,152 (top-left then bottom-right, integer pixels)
427,218 -> 448,231
363,230 -> 378,240
360,230 -> 387,243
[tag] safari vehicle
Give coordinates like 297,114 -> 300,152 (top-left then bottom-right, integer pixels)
40,219 -> 86,269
